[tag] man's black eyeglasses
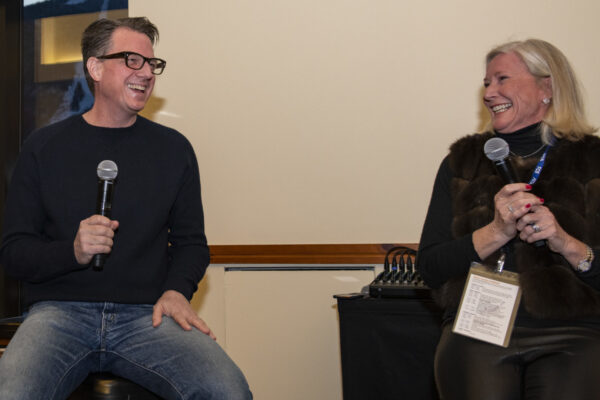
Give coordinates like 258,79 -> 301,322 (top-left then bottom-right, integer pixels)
97,52 -> 167,75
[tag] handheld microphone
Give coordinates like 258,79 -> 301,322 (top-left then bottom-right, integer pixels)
483,138 -> 545,247
484,137 -> 517,183
92,160 -> 118,271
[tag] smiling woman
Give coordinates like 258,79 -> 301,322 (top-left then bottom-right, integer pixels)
417,39 -> 600,400
483,51 -> 552,134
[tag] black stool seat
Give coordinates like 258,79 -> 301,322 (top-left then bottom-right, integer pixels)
69,372 -> 162,400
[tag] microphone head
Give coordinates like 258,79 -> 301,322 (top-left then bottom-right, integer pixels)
484,137 -> 510,162
97,160 -> 118,181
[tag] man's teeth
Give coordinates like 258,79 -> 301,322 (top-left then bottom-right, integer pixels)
128,84 -> 146,91
492,103 -> 512,113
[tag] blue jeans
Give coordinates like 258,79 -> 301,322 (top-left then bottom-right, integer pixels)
0,301 -> 252,400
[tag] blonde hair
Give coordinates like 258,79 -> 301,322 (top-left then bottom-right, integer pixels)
482,39 -> 596,142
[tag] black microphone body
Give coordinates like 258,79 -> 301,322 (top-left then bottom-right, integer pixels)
484,138 -> 545,247
92,160 -> 118,271
492,158 -> 518,184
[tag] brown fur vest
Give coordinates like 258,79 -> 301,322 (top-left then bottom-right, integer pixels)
436,132 -> 600,319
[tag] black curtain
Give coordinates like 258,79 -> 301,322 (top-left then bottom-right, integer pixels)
0,0 -> 23,318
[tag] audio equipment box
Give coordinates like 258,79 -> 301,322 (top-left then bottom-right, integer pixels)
368,246 -> 431,299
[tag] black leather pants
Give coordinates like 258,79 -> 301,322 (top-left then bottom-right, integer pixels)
435,323 -> 600,400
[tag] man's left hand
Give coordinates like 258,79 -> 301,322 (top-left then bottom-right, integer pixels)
152,290 -> 216,340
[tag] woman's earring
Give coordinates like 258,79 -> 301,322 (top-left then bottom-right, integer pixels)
542,97 -> 551,105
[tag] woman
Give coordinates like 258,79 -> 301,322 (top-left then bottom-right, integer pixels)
417,39 -> 600,399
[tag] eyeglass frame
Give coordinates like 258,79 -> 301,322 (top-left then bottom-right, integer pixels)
96,51 -> 167,75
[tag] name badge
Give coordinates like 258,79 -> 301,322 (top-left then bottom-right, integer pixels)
452,262 -> 521,347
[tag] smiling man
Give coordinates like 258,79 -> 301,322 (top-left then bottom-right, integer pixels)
0,17 -> 251,400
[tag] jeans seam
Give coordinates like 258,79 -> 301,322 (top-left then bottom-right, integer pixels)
50,350 -> 95,400
106,350 -> 186,399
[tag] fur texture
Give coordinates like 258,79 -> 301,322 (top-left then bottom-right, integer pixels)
437,133 -> 600,319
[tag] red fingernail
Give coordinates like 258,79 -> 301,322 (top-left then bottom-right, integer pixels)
525,204 -> 531,209
525,184 -> 532,190
539,198 -> 544,203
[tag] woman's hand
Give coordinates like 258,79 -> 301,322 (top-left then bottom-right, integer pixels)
491,183 -> 540,239
474,184 -> 589,269
515,203 -> 558,247
516,203 -> 589,269
473,183 -> 542,260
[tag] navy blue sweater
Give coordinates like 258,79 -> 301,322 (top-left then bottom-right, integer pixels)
0,115 -> 210,307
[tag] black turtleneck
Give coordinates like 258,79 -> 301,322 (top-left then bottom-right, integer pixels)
496,122 -> 546,158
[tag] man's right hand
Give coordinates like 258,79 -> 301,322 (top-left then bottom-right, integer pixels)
73,215 -> 119,265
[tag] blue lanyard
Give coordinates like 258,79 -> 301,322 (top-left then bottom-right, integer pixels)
528,137 -> 556,185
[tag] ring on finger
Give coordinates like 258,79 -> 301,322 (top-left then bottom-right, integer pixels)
507,204 -> 514,213
532,224 -> 541,233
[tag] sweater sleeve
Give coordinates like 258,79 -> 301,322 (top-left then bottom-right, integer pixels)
416,156 -> 481,288
163,144 -> 210,300
0,142 -> 83,282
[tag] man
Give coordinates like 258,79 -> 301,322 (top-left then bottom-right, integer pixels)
0,17 -> 252,399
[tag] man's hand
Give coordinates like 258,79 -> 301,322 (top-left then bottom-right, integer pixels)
153,290 -> 216,340
73,215 -> 119,265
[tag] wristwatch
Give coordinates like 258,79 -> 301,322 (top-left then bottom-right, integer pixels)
575,245 -> 594,273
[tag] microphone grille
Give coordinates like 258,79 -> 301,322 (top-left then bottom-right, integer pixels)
484,137 -> 510,162
97,160 -> 118,180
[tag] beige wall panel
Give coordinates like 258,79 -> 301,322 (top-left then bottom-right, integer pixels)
222,268 -> 374,400
130,0 -> 600,244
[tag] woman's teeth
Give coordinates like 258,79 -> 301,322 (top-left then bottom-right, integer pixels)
492,103 -> 512,113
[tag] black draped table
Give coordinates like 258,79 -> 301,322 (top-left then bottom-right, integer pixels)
336,294 -> 442,400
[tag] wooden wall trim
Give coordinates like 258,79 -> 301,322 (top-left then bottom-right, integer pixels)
209,243 -> 418,264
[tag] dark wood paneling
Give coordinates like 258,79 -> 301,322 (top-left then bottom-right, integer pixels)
209,243 -> 418,264
0,0 -> 24,318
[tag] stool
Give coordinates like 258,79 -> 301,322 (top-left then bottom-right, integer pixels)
68,373 -> 162,400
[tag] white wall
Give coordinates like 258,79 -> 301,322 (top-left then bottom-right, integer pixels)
130,0 -> 600,245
